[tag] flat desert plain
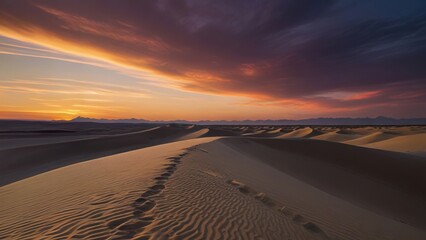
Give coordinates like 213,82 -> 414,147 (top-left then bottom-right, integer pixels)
1,121 -> 426,239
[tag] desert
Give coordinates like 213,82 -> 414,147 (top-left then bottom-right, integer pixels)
1,121 -> 425,239
1,1 -> 426,239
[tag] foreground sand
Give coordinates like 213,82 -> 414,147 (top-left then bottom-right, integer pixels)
0,138 -> 219,239
1,124 -> 426,239
1,132 -> 426,239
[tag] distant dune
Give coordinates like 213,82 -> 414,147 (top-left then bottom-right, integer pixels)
311,130 -> 359,142
0,125 -> 205,185
365,133 -> 426,157
276,127 -> 314,138
344,131 -> 398,145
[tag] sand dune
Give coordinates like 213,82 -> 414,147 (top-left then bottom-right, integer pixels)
0,138 -> 218,239
242,129 -> 267,136
201,127 -> 241,137
243,127 -> 286,137
1,124 -> 425,239
311,130 -> 359,142
177,127 -> 209,140
344,131 -> 398,145
224,138 -> 426,223
276,127 -> 315,138
0,121 -> 156,151
193,138 -> 426,239
0,134 -> 100,150
267,127 -> 282,134
0,125 -> 203,186
365,133 -> 426,157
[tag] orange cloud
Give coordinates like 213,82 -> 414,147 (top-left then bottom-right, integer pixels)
0,78 -> 151,98
344,90 -> 381,101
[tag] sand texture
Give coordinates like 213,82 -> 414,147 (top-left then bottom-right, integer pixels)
1,123 -> 425,239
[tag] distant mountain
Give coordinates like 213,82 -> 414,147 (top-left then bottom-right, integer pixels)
70,116 -> 151,124
70,116 -> 426,125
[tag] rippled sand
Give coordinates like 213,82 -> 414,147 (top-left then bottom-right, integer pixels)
1,125 -> 426,239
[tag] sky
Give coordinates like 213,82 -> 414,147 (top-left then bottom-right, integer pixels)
0,0 -> 426,120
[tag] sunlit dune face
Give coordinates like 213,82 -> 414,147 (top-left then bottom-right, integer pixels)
0,0 -> 426,120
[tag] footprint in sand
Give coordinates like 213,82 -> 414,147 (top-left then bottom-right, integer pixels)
161,172 -> 171,177
237,186 -> 250,194
164,166 -> 176,171
303,222 -> 324,233
136,199 -> 156,212
110,148 -> 192,238
164,163 -> 177,168
226,180 -> 253,195
226,178 -> 328,238
149,184 -> 165,191
278,206 -> 293,216
154,176 -> 168,180
292,214 -> 305,223
141,189 -> 162,197
254,192 -> 276,207
134,197 -> 147,204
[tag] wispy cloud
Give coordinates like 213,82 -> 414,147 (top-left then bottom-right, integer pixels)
0,78 -> 151,98
0,42 -> 62,54
0,50 -> 109,69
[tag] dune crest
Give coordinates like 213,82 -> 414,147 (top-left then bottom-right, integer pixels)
344,131 -> 398,145
0,138 -> 217,239
276,127 -> 314,138
365,133 -> 426,157
0,125 -> 207,185
312,130 -> 359,142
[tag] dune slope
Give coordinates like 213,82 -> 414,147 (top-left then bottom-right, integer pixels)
223,138 -> 426,229
276,127 -> 317,138
0,138 -> 218,239
365,133 -> 426,157
1,136 -> 425,239
311,131 -> 359,142
0,125 -> 203,186
344,131 -> 398,145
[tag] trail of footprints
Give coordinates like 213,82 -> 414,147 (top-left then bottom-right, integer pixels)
108,146 -> 198,239
108,145 -> 327,239
226,179 -> 330,239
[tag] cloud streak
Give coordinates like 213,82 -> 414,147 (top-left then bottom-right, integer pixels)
0,78 -> 151,98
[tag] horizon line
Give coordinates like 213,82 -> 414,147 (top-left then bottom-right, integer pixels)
1,115 -> 426,122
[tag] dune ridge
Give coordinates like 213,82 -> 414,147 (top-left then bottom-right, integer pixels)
0,125 -> 204,186
365,133 -> 426,156
276,127 -> 314,138
344,131 -> 398,145
312,131 -> 359,142
0,138 -> 218,239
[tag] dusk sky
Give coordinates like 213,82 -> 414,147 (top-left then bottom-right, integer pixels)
1,0 -> 426,120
